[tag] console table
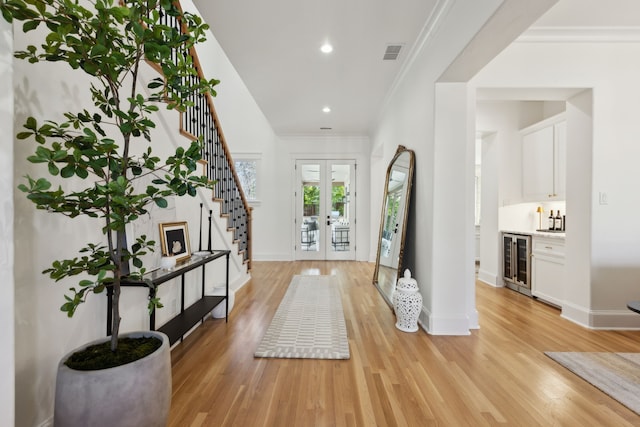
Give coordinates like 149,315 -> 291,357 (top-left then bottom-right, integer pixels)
107,250 -> 230,345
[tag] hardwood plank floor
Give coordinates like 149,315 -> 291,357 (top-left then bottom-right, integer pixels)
168,261 -> 640,426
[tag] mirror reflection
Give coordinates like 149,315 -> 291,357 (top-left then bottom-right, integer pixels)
373,145 -> 415,306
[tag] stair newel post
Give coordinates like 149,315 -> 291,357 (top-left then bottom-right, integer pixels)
208,209 -> 212,252
198,202 -> 203,252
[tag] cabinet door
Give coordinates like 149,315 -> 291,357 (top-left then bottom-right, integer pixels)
531,254 -> 564,307
522,126 -> 554,200
554,121 -> 567,199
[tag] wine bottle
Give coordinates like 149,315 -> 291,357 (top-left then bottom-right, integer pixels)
548,210 -> 555,230
555,210 -> 562,231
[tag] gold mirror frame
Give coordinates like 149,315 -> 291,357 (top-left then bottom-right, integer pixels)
373,145 -> 415,307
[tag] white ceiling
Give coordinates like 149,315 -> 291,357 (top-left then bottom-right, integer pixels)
193,0 -> 640,138
194,0 -> 437,137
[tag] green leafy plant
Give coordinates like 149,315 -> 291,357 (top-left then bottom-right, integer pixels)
2,0 -> 219,352
303,185 -> 319,216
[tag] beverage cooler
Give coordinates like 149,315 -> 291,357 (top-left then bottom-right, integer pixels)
502,233 -> 531,296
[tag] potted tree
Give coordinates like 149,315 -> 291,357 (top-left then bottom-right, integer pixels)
1,0 -> 218,425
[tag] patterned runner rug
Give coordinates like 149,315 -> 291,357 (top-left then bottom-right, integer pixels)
545,352 -> 640,415
254,275 -> 350,359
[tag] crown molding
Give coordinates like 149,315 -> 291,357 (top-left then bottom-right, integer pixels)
517,26 -> 640,43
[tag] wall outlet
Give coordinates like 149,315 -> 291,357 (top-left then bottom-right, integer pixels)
171,299 -> 178,314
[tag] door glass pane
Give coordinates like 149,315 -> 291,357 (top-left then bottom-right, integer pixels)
330,164 -> 350,252
503,237 -> 512,279
301,164 -> 320,252
516,237 -> 529,285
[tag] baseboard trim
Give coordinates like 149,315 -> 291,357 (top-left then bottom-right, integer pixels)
589,309 -> 640,329
419,307 -> 472,335
477,269 -> 497,287
562,301 -> 640,329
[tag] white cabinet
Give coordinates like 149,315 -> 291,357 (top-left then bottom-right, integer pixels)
521,116 -> 566,201
531,236 -> 565,307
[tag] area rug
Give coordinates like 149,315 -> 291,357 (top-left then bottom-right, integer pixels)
254,275 -> 350,359
545,352 -> 640,415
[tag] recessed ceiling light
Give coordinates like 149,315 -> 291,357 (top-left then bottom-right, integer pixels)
322,106 -> 331,113
320,43 -> 333,54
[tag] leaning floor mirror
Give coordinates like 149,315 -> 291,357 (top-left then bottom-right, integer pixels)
373,145 -> 415,307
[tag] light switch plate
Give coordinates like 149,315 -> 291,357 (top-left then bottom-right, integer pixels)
599,192 -> 608,205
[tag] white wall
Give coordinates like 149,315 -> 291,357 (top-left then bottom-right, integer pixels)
13,45 -> 108,427
0,17 -> 15,427
280,136 -> 371,261
473,39 -> 640,327
371,0 -> 505,335
10,2 -> 255,425
475,101 -> 567,285
179,0 -> 284,262
563,90 -> 593,324
477,131 -> 499,285
476,101 -> 534,286
180,1 -> 376,263
369,143 -> 386,262
11,1 -> 368,421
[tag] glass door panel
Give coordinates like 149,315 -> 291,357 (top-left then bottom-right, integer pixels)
515,236 -> 530,287
327,162 -> 355,260
503,235 -> 513,280
295,160 -> 356,260
298,162 -> 322,257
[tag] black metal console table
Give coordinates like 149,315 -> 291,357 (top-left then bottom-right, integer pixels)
107,250 -> 230,345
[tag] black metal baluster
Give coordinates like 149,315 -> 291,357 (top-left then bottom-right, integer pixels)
153,6 -> 252,269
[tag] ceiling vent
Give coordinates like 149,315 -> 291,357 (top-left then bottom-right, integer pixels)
383,44 -> 403,60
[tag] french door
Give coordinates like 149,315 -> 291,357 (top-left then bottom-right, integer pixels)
295,160 -> 356,260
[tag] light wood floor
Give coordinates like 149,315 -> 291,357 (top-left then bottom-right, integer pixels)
168,261 -> 640,426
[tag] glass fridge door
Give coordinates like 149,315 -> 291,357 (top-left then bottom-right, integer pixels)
515,236 -> 530,287
503,235 -> 514,281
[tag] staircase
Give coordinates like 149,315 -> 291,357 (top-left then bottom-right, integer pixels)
156,3 -> 252,270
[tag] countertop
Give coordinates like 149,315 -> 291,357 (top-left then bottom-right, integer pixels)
502,229 -> 566,239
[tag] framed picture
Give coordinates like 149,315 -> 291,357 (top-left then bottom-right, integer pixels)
159,221 -> 191,262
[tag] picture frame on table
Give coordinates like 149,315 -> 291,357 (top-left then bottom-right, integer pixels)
159,221 -> 191,262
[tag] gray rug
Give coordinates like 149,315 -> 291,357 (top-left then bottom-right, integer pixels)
546,352 -> 640,415
254,275 -> 350,359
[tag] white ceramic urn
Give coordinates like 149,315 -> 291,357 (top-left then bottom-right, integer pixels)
393,269 -> 423,332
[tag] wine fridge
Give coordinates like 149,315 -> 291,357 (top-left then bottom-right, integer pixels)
502,233 -> 531,296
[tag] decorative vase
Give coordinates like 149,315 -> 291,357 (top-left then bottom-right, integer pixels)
54,331 -> 171,427
160,255 -> 177,270
393,269 -> 423,333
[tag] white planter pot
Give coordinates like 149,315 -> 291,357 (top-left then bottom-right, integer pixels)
211,286 -> 235,318
54,331 -> 171,427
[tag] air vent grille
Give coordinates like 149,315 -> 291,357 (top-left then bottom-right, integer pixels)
383,44 -> 403,60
